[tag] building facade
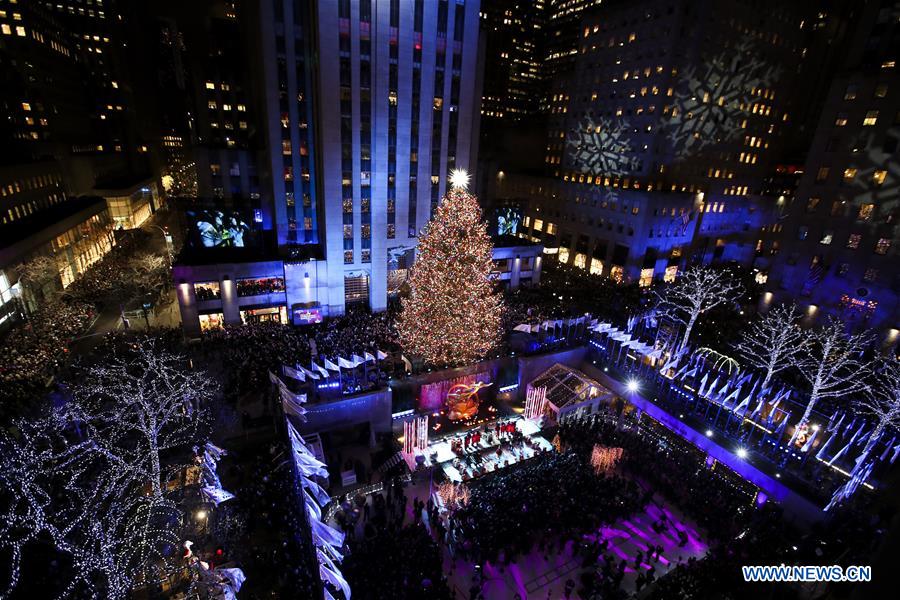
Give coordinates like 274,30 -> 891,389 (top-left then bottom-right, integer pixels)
173,0 -> 485,334
479,0 -> 546,122
767,0 -> 900,332
493,0 -> 820,286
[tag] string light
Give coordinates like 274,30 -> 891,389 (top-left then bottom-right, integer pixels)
0,339 -> 218,599
398,186 -> 503,366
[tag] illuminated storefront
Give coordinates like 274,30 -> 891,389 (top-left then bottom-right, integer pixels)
240,305 -> 288,325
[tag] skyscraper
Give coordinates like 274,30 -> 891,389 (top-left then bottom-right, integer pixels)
174,0 -> 484,335
767,0 -> 899,331
499,0 -> 826,285
480,0 -> 545,123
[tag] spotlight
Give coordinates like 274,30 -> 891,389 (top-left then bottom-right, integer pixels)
195,510 -> 208,520
705,429 -> 713,437
626,379 -> 640,393
736,448 -> 748,459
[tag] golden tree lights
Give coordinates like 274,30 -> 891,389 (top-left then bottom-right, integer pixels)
398,186 -> 503,366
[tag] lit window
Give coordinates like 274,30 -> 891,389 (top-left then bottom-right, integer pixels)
863,110 -> 879,126
590,259 -> 603,276
843,84 -> 857,100
834,113 -> 848,126
875,238 -> 891,255
282,140 -> 291,155
815,167 -> 829,182
573,253 -> 586,269
15,26 -> 25,37
1,24 -> 11,35
873,170 -> 887,185
846,233 -> 861,249
797,226 -> 808,241
806,197 -> 820,212
820,231 -> 833,245
639,268 -> 654,287
237,104 -> 246,111
874,84 -> 888,98
208,101 -> 217,110
205,82 -> 215,90
863,268 -> 878,282
858,203 -> 874,220
533,219 -> 543,232
842,167 -> 856,183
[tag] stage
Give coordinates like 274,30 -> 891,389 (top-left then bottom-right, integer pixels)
402,415 -> 553,482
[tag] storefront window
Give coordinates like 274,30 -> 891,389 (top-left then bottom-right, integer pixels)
609,266 -> 624,283
639,268 -> 654,287
236,277 -> 285,296
199,313 -> 224,332
194,281 -> 221,301
240,306 -> 288,325
664,265 -> 678,282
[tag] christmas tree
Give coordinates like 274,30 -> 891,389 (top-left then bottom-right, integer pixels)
398,171 -> 503,366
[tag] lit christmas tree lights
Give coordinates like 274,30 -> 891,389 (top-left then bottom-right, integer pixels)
398,180 -> 503,366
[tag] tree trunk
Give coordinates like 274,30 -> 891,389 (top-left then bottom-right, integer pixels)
760,369 -> 773,394
800,377 -> 822,426
149,434 -> 163,498
677,312 -> 698,361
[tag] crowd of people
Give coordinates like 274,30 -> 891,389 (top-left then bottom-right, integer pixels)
341,478 -> 452,600
0,301 -> 95,410
204,442 -> 321,599
559,413 -> 757,544
448,451 -> 646,566
0,230 -> 172,415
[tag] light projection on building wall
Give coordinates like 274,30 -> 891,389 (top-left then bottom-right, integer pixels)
847,127 -> 900,206
664,38 -> 781,157
566,116 -> 638,176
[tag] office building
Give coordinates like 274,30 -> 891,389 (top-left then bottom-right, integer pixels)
767,0 -> 899,331
174,0 -> 485,336
480,0 -> 545,122
499,0 -> 825,285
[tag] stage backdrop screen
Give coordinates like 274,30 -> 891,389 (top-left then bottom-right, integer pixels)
419,371 -> 492,413
186,209 -> 260,249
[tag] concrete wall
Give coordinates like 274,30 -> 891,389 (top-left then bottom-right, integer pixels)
293,388 -> 393,437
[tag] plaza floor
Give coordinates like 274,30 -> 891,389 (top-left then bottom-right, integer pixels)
443,498 -> 708,599
336,469 -> 708,600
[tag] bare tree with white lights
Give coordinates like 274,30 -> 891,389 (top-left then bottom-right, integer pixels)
653,266 -> 744,367
69,338 -> 216,498
854,358 -> 900,457
735,303 -> 808,391
797,317 -> 873,428
0,339 -> 216,599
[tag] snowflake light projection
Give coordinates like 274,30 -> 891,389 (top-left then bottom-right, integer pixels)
665,37 -> 781,157
847,126 -> 900,206
566,116 -> 637,177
